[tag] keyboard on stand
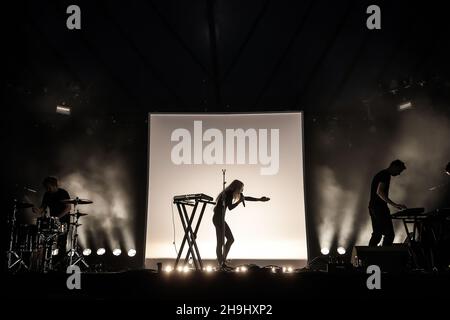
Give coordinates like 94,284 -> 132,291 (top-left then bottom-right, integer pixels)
173,193 -> 214,203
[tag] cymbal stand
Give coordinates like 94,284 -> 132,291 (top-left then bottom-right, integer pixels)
67,204 -> 89,269
6,200 -> 29,272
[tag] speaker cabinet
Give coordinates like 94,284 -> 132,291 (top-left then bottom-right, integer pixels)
351,245 -> 410,272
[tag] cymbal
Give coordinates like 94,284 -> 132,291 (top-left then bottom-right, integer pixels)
69,212 -> 88,217
14,200 -> 33,209
61,198 -> 93,205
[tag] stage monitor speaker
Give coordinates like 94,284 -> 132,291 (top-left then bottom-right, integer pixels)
351,245 -> 410,273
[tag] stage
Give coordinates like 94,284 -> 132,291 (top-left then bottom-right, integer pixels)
4,0 -> 450,309
3,268 -> 450,301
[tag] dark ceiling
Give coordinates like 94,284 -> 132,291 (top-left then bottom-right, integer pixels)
3,0 -> 450,117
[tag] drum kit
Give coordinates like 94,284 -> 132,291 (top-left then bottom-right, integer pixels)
6,197 -> 93,273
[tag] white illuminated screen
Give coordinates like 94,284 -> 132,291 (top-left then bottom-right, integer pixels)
146,113 -> 307,262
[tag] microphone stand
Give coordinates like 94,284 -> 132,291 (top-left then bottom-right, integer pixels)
221,169 -> 226,268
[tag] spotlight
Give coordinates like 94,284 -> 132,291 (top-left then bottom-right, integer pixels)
97,248 -> 106,256
236,266 -> 247,273
128,249 -> 136,257
67,250 -> 75,257
82,248 -> 91,256
183,265 -> 189,273
321,248 -> 330,255
282,266 -> 293,273
165,266 -> 173,273
337,247 -> 346,255
52,249 -> 59,256
113,249 -> 122,256
271,267 -> 276,273
205,265 -> 213,273
398,101 -> 413,111
56,105 -> 71,115
177,266 -> 183,272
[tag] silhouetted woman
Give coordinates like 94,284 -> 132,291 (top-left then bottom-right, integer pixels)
213,179 -> 269,269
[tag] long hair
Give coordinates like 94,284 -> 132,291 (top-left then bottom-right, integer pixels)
216,179 -> 244,202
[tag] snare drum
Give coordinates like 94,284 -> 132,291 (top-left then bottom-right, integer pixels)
37,216 -> 61,234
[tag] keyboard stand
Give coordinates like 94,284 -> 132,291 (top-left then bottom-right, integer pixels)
392,214 -> 426,270
173,196 -> 215,270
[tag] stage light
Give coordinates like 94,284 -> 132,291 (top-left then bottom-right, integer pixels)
165,266 -> 173,273
82,248 -> 92,256
236,266 -> 247,273
398,101 -> 413,111
271,267 -> 276,273
205,265 -> 213,273
282,266 -> 293,273
97,248 -> 106,256
56,105 -> 71,115
183,265 -> 190,273
240,266 -> 248,273
113,249 -> 122,256
68,250 -> 75,257
128,249 -> 136,257
177,266 -> 183,272
52,249 -> 59,256
337,247 -> 346,255
321,248 -> 330,255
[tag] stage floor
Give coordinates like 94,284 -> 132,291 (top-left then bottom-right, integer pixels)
2,268 -> 450,302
